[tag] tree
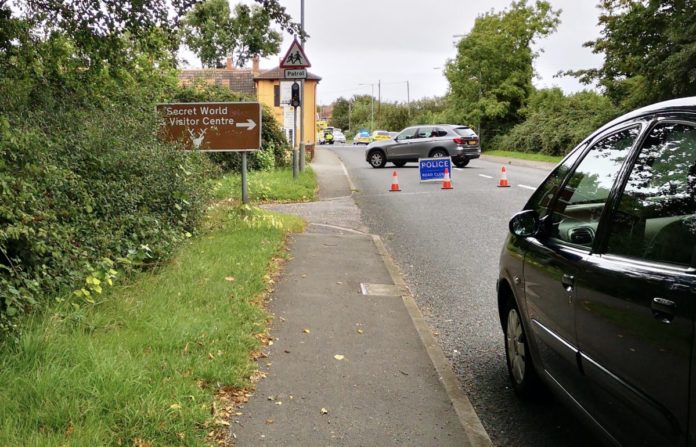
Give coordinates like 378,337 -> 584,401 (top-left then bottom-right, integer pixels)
567,0 -> 696,111
444,1 -> 559,144
330,97 -> 350,131
182,0 -> 281,68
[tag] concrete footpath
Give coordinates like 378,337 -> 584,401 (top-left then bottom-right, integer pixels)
231,149 -> 491,446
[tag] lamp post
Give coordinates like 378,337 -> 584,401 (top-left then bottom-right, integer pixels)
299,0 -> 306,171
358,83 -> 374,131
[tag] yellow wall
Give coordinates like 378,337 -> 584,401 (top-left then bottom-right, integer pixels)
256,78 -> 318,146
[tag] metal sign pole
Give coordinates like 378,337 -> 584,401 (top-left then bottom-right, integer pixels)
292,106 -> 298,179
241,151 -> 249,204
299,79 -> 305,171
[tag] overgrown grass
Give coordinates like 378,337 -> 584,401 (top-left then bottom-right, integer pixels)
483,150 -> 563,164
0,205 -> 304,446
211,167 -> 317,203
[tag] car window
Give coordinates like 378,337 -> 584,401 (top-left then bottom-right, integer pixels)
605,121 -> 696,265
415,127 -> 432,139
548,126 -> 640,248
526,144 -> 585,218
454,127 -> 477,138
430,128 -> 447,137
396,128 -> 418,140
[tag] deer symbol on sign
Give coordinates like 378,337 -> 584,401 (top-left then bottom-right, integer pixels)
188,128 -> 206,149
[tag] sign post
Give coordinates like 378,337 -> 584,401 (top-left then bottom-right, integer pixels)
156,102 -> 261,204
280,38 -> 311,176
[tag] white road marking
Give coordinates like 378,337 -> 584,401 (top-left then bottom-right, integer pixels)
518,184 -> 536,191
479,174 -> 493,179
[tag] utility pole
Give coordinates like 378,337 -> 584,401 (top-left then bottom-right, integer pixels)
298,0 -> 306,171
406,80 -> 410,117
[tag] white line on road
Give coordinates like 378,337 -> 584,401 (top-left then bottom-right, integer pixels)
518,184 -> 536,191
478,174 -> 493,179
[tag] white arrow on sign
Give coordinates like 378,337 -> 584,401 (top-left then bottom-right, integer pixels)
236,119 -> 256,130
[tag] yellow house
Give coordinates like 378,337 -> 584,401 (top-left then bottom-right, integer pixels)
179,57 -> 321,152
254,67 -> 321,151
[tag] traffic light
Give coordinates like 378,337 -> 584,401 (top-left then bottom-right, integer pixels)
291,81 -> 301,107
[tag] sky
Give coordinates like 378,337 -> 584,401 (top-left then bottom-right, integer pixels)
181,0 -> 605,106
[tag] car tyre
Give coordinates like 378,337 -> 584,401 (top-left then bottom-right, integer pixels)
503,298 -> 542,399
430,149 -> 448,158
368,150 -> 387,168
393,161 -> 407,167
453,159 -> 469,168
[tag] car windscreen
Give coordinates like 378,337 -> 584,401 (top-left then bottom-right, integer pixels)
454,127 -> 477,137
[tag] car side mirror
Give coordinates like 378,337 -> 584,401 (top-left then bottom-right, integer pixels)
509,210 -> 540,238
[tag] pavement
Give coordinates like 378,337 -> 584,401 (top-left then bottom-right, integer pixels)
231,148 -> 492,447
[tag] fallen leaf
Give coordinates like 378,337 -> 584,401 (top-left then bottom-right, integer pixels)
215,419 -> 230,426
320,408 -> 328,415
225,276 -> 235,282
183,343 -> 189,354
357,329 -> 364,334
268,341 -> 274,346
284,349 -> 291,354
176,432 -> 185,440
265,419 -> 274,424
303,328 -> 310,334
336,281 -> 343,285
208,352 -> 215,360
334,355 -> 345,361
275,401 -> 282,405
267,396 -> 275,401
170,403 -> 182,410
301,274 -> 307,278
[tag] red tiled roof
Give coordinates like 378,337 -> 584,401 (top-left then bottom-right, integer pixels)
179,68 -> 257,96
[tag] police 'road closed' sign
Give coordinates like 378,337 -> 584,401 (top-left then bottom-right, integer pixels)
419,157 -> 452,182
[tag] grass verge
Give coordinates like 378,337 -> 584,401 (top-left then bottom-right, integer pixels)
0,205 -> 304,446
211,167 -> 317,203
483,150 -> 563,164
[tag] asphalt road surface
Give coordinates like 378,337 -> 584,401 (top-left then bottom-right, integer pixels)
328,145 -> 602,447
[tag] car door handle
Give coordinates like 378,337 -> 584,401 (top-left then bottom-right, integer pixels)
651,297 -> 676,323
561,274 -> 575,292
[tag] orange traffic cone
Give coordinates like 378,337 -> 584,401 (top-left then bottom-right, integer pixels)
441,168 -> 453,190
390,170 -> 401,192
498,166 -> 510,187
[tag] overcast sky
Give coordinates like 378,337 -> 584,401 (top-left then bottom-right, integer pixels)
182,1 -> 605,105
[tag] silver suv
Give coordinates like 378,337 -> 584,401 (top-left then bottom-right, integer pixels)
365,124 -> 480,168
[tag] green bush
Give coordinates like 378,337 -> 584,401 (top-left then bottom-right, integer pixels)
0,102 -> 216,339
494,89 -> 619,156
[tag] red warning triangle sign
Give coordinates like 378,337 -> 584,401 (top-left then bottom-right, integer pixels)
280,38 -> 311,69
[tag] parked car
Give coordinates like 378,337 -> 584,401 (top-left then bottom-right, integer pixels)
364,124 -> 480,168
370,130 -> 392,142
498,96 -> 696,447
353,129 -> 371,145
333,129 -> 346,144
318,126 -> 334,145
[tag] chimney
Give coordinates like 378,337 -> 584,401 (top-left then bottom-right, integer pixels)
226,56 -> 233,70
252,55 -> 260,75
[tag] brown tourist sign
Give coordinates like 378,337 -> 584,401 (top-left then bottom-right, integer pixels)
156,102 -> 261,151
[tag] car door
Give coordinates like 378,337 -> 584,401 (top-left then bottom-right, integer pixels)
406,126 -> 433,159
573,119 -> 696,446
388,127 -> 419,160
523,125 -> 640,395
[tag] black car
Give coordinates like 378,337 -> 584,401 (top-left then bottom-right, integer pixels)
498,97 -> 696,447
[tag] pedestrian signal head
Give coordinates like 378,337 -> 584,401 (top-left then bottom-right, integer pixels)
291,82 -> 301,107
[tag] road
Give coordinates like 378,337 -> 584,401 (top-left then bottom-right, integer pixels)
327,144 -> 602,447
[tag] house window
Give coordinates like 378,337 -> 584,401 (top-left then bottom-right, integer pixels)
274,85 -> 280,107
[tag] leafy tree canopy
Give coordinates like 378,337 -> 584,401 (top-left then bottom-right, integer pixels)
182,0 -> 282,68
567,0 -> 696,111
444,0 -> 559,142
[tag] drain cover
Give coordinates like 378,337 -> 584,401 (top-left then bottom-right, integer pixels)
360,283 -> 403,296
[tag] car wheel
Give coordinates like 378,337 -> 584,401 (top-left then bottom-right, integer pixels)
393,161 -> 407,167
430,149 -> 448,158
368,150 -> 386,168
453,159 -> 469,168
503,298 -> 542,398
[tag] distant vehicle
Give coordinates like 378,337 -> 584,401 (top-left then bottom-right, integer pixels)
333,129 -> 346,144
498,96 -> 696,447
370,130 -> 391,142
318,126 -> 335,145
388,131 -> 399,139
353,129 -> 371,145
364,124 -> 480,168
